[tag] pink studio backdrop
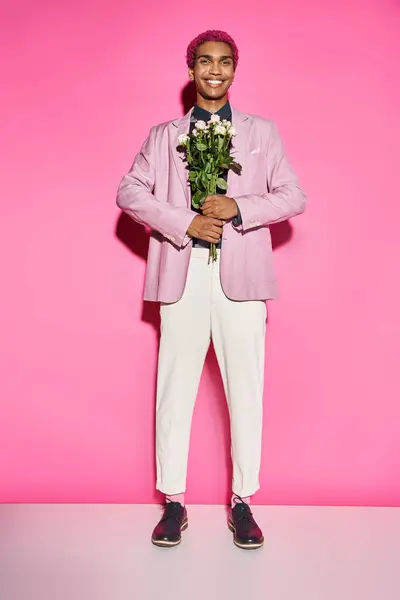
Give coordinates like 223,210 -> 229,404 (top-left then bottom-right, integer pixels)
1,0 -> 400,505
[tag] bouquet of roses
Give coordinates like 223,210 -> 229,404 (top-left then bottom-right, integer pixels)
177,114 -> 242,262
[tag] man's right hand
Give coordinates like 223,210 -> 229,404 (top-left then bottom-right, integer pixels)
186,215 -> 225,243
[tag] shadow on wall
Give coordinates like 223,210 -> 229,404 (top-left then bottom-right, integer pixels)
114,83 -> 293,503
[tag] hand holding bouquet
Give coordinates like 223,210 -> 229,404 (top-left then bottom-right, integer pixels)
177,114 -> 242,262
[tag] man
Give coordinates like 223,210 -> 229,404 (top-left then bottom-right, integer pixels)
117,30 -> 306,550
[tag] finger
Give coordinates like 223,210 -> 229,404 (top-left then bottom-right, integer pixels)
207,234 -> 221,243
202,201 -> 214,211
207,224 -> 223,234
202,208 -> 214,216
205,196 -> 221,206
203,231 -> 219,242
209,218 -> 225,226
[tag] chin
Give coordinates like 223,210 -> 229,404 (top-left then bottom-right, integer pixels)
201,89 -> 227,101
205,94 -> 225,101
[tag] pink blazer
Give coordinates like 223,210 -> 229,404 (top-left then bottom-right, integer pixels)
116,106 -> 306,302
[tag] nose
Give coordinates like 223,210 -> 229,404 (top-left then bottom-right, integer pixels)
209,62 -> 222,76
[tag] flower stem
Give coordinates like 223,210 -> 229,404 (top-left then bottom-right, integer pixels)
207,176 -> 218,263
208,243 -> 217,263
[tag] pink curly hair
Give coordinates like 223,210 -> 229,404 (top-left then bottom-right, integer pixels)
186,30 -> 239,70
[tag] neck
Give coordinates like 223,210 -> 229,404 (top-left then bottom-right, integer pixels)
195,94 -> 229,113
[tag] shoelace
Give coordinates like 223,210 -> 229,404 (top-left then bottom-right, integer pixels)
232,495 -> 255,525
160,500 -> 183,525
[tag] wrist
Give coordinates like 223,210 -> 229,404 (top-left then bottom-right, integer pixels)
231,200 -> 242,226
187,215 -> 200,237
231,198 -> 239,217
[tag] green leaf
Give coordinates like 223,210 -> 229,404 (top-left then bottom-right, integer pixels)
230,161 -> 243,175
201,171 -> 209,188
216,178 -> 228,190
188,171 -> 197,182
192,189 -> 207,208
196,142 -> 207,151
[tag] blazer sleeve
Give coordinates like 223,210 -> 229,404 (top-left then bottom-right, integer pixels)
116,126 -> 195,247
232,121 -> 306,232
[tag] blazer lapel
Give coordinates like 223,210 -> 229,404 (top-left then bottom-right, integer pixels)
228,107 -> 250,197
170,108 -> 193,206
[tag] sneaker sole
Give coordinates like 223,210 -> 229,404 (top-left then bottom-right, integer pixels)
151,519 -> 188,548
228,520 -> 264,550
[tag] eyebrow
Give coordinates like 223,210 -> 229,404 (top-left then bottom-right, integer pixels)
196,54 -> 233,61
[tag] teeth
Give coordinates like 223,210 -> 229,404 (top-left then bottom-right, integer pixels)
207,80 -> 223,85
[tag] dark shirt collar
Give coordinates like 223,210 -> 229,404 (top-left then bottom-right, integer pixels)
192,101 -> 232,122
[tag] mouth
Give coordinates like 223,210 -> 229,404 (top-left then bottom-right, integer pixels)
204,79 -> 225,88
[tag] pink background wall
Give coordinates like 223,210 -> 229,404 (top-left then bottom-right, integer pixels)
1,0 -> 400,505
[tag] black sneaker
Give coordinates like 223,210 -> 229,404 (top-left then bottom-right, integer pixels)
151,501 -> 188,547
228,496 -> 264,550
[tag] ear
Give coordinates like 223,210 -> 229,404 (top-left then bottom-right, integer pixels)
188,68 -> 194,81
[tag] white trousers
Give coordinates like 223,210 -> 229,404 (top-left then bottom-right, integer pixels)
155,248 -> 267,498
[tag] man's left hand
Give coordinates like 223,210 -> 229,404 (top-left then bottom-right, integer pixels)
201,195 -> 238,220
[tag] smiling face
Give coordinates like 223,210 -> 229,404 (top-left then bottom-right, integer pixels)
188,41 -> 235,109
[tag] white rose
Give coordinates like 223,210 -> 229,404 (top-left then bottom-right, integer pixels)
210,114 -> 220,123
178,134 -> 189,145
195,120 -> 206,130
214,124 -> 227,135
192,129 -> 198,136
228,126 -> 237,136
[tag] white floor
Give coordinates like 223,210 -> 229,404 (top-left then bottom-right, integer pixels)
0,504 -> 399,600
